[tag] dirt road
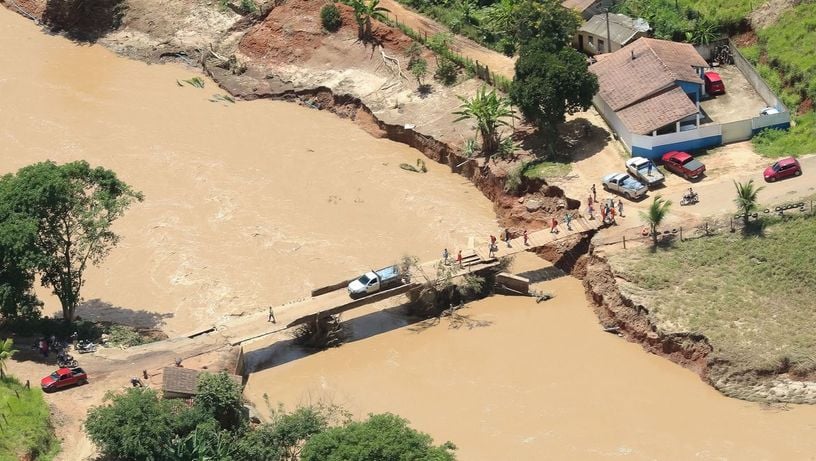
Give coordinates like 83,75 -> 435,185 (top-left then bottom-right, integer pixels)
379,0 -> 516,79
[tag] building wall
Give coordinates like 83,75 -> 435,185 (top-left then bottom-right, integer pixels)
631,125 -> 723,159
577,31 -> 644,55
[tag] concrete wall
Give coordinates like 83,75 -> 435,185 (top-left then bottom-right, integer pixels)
721,119 -> 753,143
729,39 -> 789,113
630,124 -> 722,159
752,111 -> 791,133
592,94 -> 633,150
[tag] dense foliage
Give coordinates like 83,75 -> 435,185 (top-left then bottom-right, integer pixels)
85,372 -> 453,461
511,38 -> 597,148
301,413 -> 456,461
0,161 -> 142,322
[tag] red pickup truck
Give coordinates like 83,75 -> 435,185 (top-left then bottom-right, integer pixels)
41,367 -> 88,392
661,151 -> 706,180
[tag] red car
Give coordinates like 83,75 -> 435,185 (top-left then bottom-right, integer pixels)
41,367 -> 88,392
764,156 -> 802,182
704,71 -> 725,95
661,151 -> 706,180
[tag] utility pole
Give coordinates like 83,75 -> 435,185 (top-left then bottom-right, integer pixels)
605,8 -> 612,54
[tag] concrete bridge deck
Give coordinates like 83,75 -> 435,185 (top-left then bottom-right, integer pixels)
214,215 -> 599,346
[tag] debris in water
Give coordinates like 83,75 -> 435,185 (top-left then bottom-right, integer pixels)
177,77 -> 205,88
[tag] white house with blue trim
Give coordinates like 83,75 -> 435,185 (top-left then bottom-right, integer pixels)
589,38 -> 790,159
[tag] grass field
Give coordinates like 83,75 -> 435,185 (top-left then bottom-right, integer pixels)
523,160 -> 571,180
609,215 -> 816,377
0,377 -> 58,461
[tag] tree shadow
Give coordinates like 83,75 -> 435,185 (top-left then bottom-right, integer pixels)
74,299 -> 173,330
245,300 -> 494,373
515,118 -> 610,164
43,0 -> 127,42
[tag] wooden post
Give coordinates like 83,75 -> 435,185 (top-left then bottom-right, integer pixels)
705,222 -> 709,235
622,235 -> 626,249
679,226 -> 682,241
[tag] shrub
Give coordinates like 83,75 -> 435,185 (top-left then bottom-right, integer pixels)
240,0 -> 258,14
106,325 -> 145,347
320,3 -> 343,32
434,58 -> 458,85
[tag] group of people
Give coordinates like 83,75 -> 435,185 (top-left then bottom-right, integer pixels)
587,184 -> 625,223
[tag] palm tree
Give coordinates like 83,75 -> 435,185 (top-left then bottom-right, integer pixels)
453,86 -> 514,155
734,179 -> 764,228
348,0 -> 390,41
0,338 -> 18,379
639,195 -> 672,247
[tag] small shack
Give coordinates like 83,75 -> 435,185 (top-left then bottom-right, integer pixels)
576,13 -> 650,56
162,367 -> 244,399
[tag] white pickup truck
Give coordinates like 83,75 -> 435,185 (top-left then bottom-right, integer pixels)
625,157 -> 665,187
347,265 -> 403,298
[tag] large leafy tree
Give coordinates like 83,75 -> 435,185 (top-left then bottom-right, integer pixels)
734,179 -> 764,228
0,195 -> 41,319
235,405 -> 335,461
301,413 -> 456,461
639,195 -> 672,247
347,0 -> 390,41
85,388 -> 184,461
453,86 -> 514,156
195,371 -> 245,431
511,39 -> 598,150
3,161 -> 143,322
513,0 -> 581,48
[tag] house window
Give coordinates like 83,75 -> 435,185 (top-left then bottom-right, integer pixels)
598,39 -> 605,53
588,36 -> 594,47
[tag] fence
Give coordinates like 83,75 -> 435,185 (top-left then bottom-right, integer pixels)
384,14 -> 513,93
728,39 -> 789,113
594,199 -> 815,249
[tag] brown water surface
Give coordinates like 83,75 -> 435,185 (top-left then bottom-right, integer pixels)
245,254 -> 816,460
0,8 -> 495,334
3,8 -> 816,461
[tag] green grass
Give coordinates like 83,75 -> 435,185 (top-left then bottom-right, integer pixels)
523,160 -> 571,179
609,214 -> 816,376
0,377 -> 59,461
753,112 -> 816,157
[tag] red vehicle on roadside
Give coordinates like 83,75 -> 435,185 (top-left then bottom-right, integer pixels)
764,156 -> 802,182
661,151 -> 706,180
41,367 -> 88,392
704,71 -> 725,95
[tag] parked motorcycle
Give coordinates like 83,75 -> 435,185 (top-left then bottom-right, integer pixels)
75,340 -> 97,354
57,353 -> 78,368
680,192 -> 699,206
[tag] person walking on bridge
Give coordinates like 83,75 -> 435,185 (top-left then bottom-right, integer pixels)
504,228 -> 512,248
565,212 -> 573,231
442,248 -> 449,264
523,229 -> 529,246
550,217 -> 559,234
456,250 -> 463,268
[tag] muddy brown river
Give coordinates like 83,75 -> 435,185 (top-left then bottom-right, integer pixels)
3,7 -> 816,461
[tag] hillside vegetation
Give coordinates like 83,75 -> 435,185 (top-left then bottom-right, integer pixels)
0,377 -> 59,461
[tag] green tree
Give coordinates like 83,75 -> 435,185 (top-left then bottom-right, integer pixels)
0,205 -> 41,319
2,161 -> 143,322
301,413 -> 456,461
510,39 -> 598,150
513,0 -> 580,48
321,3 -> 343,32
85,388 -> 182,460
235,405 -> 336,461
734,179 -> 764,228
0,339 -> 18,379
482,0 -> 516,38
453,86 -> 514,156
639,195 -> 672,247
167,423 -> 236,461
195,371 -> 245,431
347,0 -> 390,41
685,19 -> 719,45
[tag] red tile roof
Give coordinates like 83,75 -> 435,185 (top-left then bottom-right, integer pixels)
616,87 -> 698,135
589,38 -> 708,134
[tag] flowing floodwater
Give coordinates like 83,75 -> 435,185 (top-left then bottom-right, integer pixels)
0,9 -> 496,335
246,254 -> 816,460
3,8 -> 816,461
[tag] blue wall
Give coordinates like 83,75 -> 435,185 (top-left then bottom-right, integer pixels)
676,80 -> 702,102
753,122 -> 791,134
631,135 -> 723,159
